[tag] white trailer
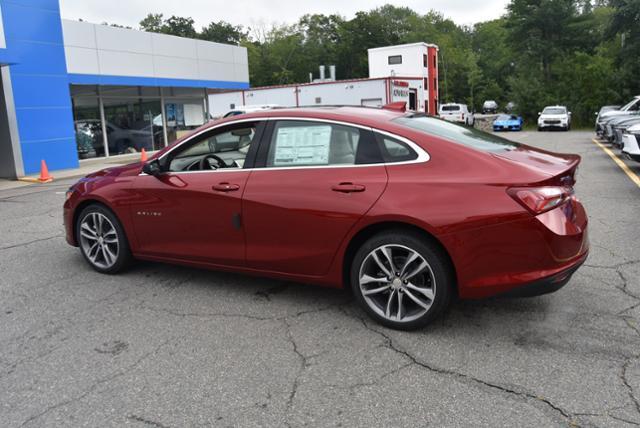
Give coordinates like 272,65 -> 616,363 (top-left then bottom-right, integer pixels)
208,42 -> 439,117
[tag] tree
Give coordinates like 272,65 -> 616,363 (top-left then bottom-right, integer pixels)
139,13 -> 164,33
139,13 -> 196,38
200,21 -> 247,45
506,0 -> 579,80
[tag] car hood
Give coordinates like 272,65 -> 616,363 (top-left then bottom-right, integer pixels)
600,110 -> 634,120
84,162 -> 142,179
491,144 -> 580,181
539,114 -> 568,120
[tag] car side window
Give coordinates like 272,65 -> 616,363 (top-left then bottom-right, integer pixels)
167,123 -> 258,172
376,134 -> 418,163
266,121 -> 362,167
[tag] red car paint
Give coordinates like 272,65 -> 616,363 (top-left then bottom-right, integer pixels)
64,107 -> 588,298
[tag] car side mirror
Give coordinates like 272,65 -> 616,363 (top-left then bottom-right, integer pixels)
537,112 -> 541,116
142,159 -> 162,176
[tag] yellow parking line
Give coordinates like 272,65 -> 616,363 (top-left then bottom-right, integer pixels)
592,139 -> 640,189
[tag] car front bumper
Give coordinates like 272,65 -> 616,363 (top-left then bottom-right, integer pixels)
494,124 -> 521,131
539,122 -> 568,129
622,134 -> 640,161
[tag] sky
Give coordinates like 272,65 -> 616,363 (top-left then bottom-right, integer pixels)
59,0 -> 510,31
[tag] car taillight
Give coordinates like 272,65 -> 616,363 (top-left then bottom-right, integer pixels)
507,186 -> 574,215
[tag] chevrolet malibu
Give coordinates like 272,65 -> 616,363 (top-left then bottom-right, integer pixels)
64,106 -> 589,330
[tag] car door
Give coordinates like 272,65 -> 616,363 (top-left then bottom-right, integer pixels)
128,120 -> 264,266
241,119 -> 388,276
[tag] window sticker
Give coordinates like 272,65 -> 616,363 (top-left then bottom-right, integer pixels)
272,125 -> 332,166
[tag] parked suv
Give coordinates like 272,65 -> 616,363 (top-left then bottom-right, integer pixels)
482,100 -> 498,114
622,123 -> 640,162
538,106 -> 571,131
596,96 -> 640,135
439,103 -> 474,126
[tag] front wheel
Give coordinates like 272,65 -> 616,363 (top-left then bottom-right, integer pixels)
76,204 -> 132,274
350,231 -> 453,330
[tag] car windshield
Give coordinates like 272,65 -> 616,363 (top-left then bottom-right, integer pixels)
620,98 -> 640,111
441,105 -> 460,112
543,107 -> 566,115
394,115 -> 519,153
497,114 -> 513,120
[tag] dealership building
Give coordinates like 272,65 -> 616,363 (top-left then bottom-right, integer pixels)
0,0 -> 249,178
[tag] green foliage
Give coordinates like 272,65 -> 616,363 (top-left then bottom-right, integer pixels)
130,1 -> 635,126
200,21 -> 247,45
139,13 -> 196,38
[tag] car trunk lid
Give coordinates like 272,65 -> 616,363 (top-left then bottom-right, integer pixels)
492,144 -> 580,185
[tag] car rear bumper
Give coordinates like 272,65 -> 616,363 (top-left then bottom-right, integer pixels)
496,253 -> 586,297
444,198 -> 589,299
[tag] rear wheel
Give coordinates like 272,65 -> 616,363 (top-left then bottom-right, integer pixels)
350,231 -> 453,330
76,204 -> 132,274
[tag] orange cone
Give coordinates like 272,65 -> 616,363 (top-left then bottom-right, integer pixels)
37,160 -> 53,183
140,148 -> 148,162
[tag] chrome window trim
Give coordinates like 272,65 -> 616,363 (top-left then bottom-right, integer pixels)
140,116 -> 430,176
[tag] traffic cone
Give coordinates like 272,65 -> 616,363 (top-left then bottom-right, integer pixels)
37,160 -> 53,183
140,148 -> 148,162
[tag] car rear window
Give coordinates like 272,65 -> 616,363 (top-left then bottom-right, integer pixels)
394,115 -> 520,153
441,105 -> 460,112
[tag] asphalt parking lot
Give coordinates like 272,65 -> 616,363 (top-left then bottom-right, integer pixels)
1,130 -> 639,427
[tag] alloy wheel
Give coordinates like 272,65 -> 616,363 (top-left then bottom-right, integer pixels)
79,212 -> 119,269
358,244 -> 436,323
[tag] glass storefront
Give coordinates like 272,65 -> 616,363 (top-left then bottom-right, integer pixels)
102,98 -> 164,154
70,85 -> 208,160
162,88 -> 207,144
71,87 -> 102,159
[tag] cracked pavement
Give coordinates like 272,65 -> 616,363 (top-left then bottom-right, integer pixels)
1,131 -> 639,427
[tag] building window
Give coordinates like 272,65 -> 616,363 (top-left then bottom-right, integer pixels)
423,54 -> 428,68
70,84 -> 209,160
72,95 -> 102,159
433,55 -> 437,68
162,87 -> 207,143
102,97 -> 165,155
388,55 -> 402,65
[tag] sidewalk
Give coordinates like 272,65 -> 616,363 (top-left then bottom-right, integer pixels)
0,152 -> 154,192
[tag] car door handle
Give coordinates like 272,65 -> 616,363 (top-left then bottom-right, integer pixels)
331,182 -> 366,193
212,182 -> 240,192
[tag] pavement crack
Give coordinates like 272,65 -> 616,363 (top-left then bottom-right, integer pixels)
127,414 -> 171,428
283,318 -> 305,423
0,235 -> 62,251
254,283 -> 289,301
584,259 -> 640,270
345,309 -> 575,425
617,269 -> 640,303
18,341 -> 169,427
621,355 -> 640,418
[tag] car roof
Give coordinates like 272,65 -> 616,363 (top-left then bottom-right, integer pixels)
213,106 -> 407,128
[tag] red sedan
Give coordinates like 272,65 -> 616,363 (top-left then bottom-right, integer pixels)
64,106 -> 588,330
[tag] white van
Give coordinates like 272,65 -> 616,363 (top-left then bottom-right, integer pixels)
439,103 -> 474,126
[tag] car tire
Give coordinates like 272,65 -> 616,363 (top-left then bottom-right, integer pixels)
350,230 -> 453,330
538,127 -> 543,132
76,204 -> 132,274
